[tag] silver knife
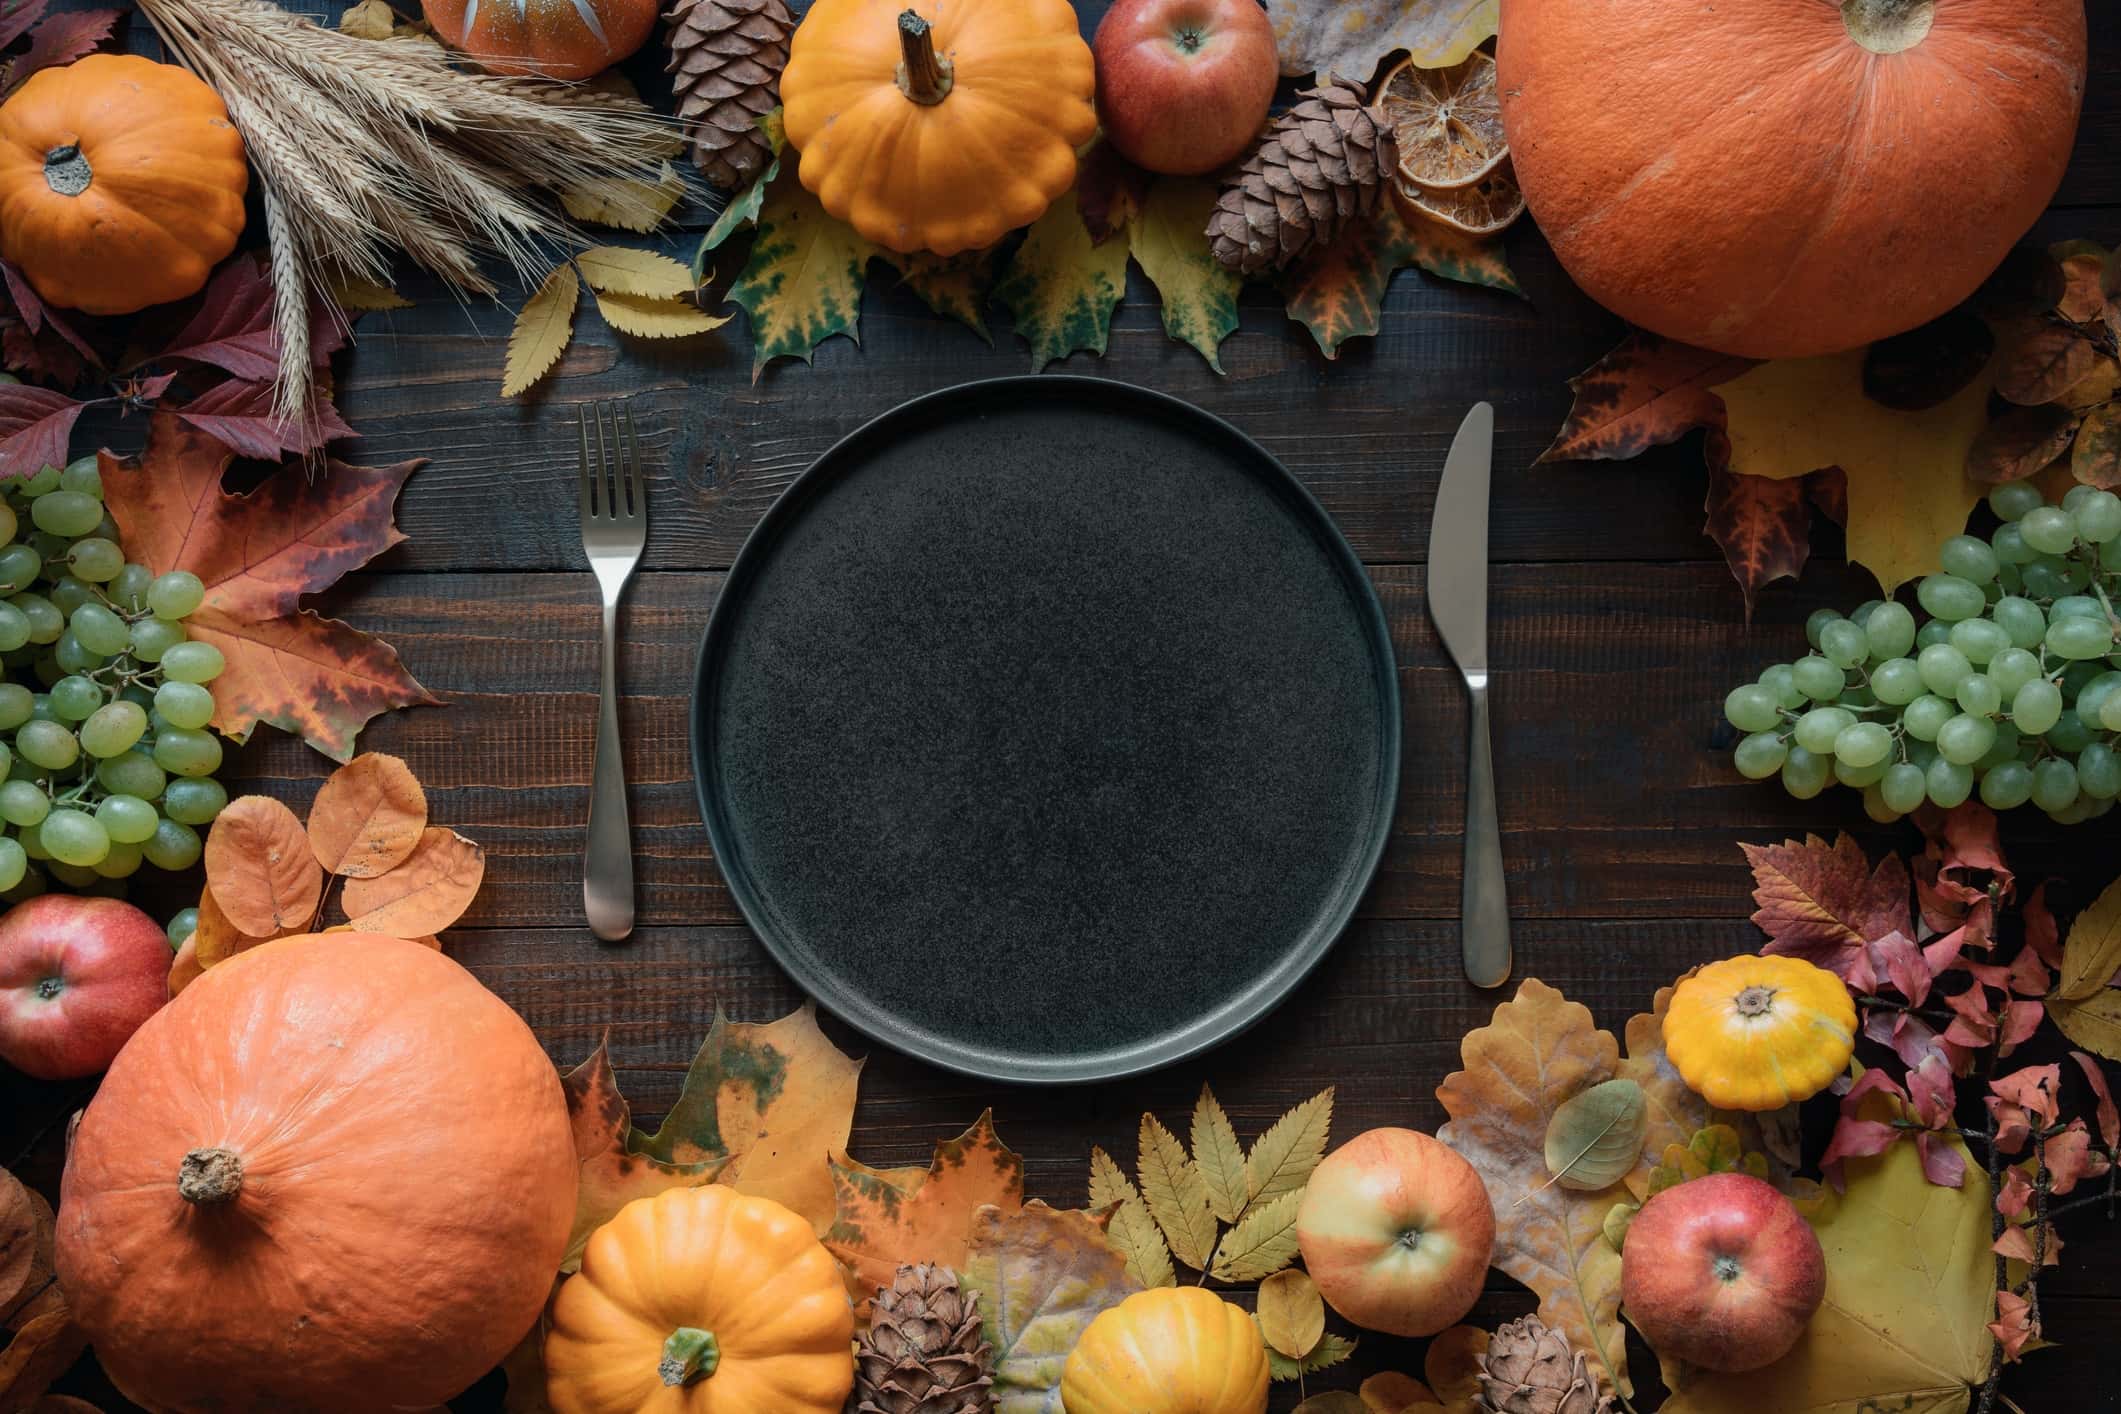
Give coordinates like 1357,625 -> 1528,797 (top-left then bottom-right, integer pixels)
1427,403 -> 1512,988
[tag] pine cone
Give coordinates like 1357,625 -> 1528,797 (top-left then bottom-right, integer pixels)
851,1264 -> 995,1414
1206,77 -> 1397,276
1475,1316 -> 1616,1414
665,0 -> 793,190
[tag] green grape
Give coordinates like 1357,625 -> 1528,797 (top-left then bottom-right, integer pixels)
1937,713 -> 1997,765
57,455 -> 100,497
1916,573 -> 1985,621
1980,760 -> 2036,809
1734,732 -> 1788,779
1997,562 -> 2024,594
146,570 -> 205,620
162,777 -> 227,826
2064,484 -> 2097,513
0,780 -> 47,827
2106,539 -> 2121,571
0,544 -> 40,593
1918,643 -> 1973,696
167,907 -> 199,947
1725,684 -> 1782,733
127,616 -> 185,663
69,603 -> 128,658
1956,674 -> 2003,717
1992,523 -> 2037,565
1794,706 -> 1856,753
92,839 -> 142,879
0,502 -> 15,544
1988,647 -> 2042,698
47,675 -> 99,721
29,490 -> 102,538
1820,619 -> 1869,668
1850,601 -> 1883,626
2049,615 -> 2115,660
26,532 -> 67,563
1835,755 -> 1889,788
1861,782 -> 1902,823
109,563 -> 151,613
2031,758 -> 2081,813
52,630 -> 99,675
1793,655 -> 1845,701
15,719 -> 74,771
153,681 -> 215,731
1804,608 -> 1842,648
2079,743 -> 2121,800
2049,710 -> 2097,754
151,726 -> 221,777
46,576 -> 93,615
1781,746 -> 1830,799
1947,617 -> 2008,665
159,641 -> 224,684
1841,682 -> 1877,709
2073,673 -> 2121,728
0,838 -> 25,894
94,794 -> 158,844
1880,762 -> 1928,814
1939,534 -> 2000,583
1872,657 -> 1925,705
1926,757 -> 1974,808
24,692 -> 54,724
2075,489 -> 2121,544
0,603 -> 29,655
2102,694 -> 2121,732
2020,559 -> 2079,599
2051,595 -> 2104,621
79,701 -> 146,758
1977,721 -> 2023,771
1989,482 -> 2045,522
141,818 -> 201,871
1834,721 -> 1893,768
38,808 -> 107,867
1904,693 -> 1955,741
17,466 -> 59,495
65,537 -> 122,583
1916,620 -> 1953,650
95,749 -> 164,799
1865,603 -> 1918,659
1758,664 -> 1805,710
2012,678 -> 2064,734
2019,505 -> 2079,556
44,861 -> 97,888
2065,662 -> 2111,701
7,594 -> 60,645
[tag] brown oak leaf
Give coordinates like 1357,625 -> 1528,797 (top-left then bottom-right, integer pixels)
306,752 -> 427,878
1742,834 -> 1912,979
203,795 -> 323,937
826,1111 -> 1026,1316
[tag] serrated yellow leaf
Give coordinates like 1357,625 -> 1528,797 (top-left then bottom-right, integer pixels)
501,266 -> 577,398
326,272 -> 411,312
1105,1196 -> 1176,1289
1192,1085 -> 1248,1223
1713,351 -> 1993,594
1137,1113 -> 1217,1270
563,161 -> 686,233
1209,1187 -> 1302,1281
1257,1268 -> 1325,1359
2052,989 -> 2121,1061
2058,872 -> 2121,1000
576,246 -> 694,299
594,290 -> 730,339
1088,1145 -> 1140,1210
1246,1087 -> 1334,1202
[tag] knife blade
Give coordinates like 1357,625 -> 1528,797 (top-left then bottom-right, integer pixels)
1427,403 -> 1512,988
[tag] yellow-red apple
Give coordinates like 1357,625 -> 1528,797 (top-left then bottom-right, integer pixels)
0,895 -> 170,1079
1091,0 -> 1277,176
1621,1171 -> 1825,1373
1296,1127 -> 1495,1337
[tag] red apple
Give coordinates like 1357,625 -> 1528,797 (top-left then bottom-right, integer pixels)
1092,0 -> 1278,176
1621,1171 -> 1825,1373
0,895 -> 171,1080
1296,1127 -> 1495,1337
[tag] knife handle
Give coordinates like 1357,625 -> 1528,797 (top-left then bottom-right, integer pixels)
1462,677 -> 1512,988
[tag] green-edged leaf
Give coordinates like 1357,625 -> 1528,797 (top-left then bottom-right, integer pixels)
995,190 -> 1129,371
502,266 -> 577,398
1266,1331 -> 1358,1382
886,248 -> 999,343
1402,211 -> 1521,297
1245,1087 -> 1334,1201
726,165 -> 876,379
1544,1079 -> 1648,1192
1128,178 -> 1240,371
962,1201 -> 1141,1414
1191,1085 -> 1248,1223
1280,201 -> 1515,359
1137,1113 -> 1217,1270
561,1039 -> 724,1268
699,154 -> 781,263
1208,1187 -> 1303,1281
1105,1196 -> 1176,1289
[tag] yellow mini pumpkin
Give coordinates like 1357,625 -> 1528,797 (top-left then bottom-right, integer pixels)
779,0 -> 1096,255
1060,1286 -> 1269,1414
1663,954 -> 1856,1112
544,1185 -> 854,1414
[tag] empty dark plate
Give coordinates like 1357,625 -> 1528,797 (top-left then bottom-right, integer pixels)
692,377 -> 1399,1083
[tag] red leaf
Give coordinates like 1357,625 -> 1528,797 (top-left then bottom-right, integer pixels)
1988,1290 -> 2038,1361
157,261 -> 280,380
2025,882 -> 2062,966
1703,463 -> 1811,614
1076,140 -> 1149,246
0,382 -> 86,478
0,0 -> 51,52
1907,1053 -> 1957,1131
1991,1224 -> 2058,1266
1866,932 -> 1934,1008
1,258 -> 97,367
8,7 -> 118,85
2071,1050 -> 2118,1150
1998,998 -> 2043,1054
1943,984 -> 1999,1050
1743,833 -> 1912,978
173,378 -> 355,461
2044,1122 -> 2099,1197
1990,1064 -> 2062,1128
1996,1165 -> 2034,1220
1914,1132 -> 1965,1188
2,316 -> 85,386
1807,466 -> 1848,527
1820,1116 -> 1898,1190
1538,331 -> 1753,463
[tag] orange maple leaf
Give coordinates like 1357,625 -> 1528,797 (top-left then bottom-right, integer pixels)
825,1111 -> 1025,1314
101,411 -> 437,761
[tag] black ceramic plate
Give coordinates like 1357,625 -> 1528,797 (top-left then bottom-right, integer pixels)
692,378 -> 1399,1083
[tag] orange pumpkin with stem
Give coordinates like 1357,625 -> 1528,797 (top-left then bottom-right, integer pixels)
1496,0 -> 2087,357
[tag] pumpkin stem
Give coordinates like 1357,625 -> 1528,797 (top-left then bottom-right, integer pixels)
658,1327 -> 719,1386
177,1146 -> 245,1205
1841,0 -> 1934,53
42,143 -> 91,198
895,9 -> 954,106
1734,985 -> 1776,1018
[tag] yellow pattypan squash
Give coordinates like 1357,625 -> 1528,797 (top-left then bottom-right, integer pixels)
1663,953 -> 1856,1112
780,0 -> 1096,255
544,1185 -> 854,1414
1060,1286 -> 1269,1414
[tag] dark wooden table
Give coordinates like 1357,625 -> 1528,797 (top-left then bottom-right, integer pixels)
9,4 -> 2121,1409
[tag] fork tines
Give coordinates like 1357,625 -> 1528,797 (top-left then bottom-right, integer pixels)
577,399 -> 643,523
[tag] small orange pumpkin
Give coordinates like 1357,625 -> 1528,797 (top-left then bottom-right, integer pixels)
0,54 -> 248,316
422,0 -> 658,80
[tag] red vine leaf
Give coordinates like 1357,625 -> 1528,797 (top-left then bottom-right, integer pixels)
1702,462 -> 1810,615
1742,834 -> 1911,980
0,260 -> 96,367
0,384 -> 87,479
1538,332 -> 1751,464
2071,1051 -> 2119,1151
171,378 -> 355,461
9,8 -> 119,86
0,0 -> 52,49
2072,402 -> 2121,489
1988,1290 -> 2038,1362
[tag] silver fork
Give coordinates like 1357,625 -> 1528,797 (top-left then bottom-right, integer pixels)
578,400 -> 645,941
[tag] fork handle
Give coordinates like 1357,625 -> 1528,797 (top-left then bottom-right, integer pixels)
584,598 -> 634,941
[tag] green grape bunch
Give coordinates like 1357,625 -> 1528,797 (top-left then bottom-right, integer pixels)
0,455 -> 230,914
1723,480 -> 2121,825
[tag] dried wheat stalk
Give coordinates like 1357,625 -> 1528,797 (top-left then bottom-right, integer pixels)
134,0 -> 686,418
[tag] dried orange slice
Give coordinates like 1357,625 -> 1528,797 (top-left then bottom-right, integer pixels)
1394,162 -> 1526,238
1378,51 -> 1509,191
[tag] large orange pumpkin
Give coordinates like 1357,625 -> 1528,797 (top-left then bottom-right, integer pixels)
422,0 -> 657,79
55,933 -> 578,1414
0,54 -> 248,316
1496,0 -> 2087,358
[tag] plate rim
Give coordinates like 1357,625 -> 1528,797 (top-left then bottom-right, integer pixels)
688,374 -> 1402,1085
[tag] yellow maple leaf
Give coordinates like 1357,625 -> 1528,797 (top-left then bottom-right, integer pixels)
1713,351 -> 1992,594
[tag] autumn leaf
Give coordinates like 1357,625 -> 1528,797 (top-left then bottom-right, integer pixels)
1137,1113 -> 1217,1270
1267,1331 -> 1356,1381
1425,1325 -> 1488,1408
1209,1188 -> 1303,1282
1077,139 -> 1150,245
170,378 -> 357,462
0,0 -> 53,52
1703,465 -> 1816,614
2055,873 -> 2121,1000
156,258 -> 289,383
1246,1087 -> 1335,1202
1966,403 -> 2080,485
325,273 -> 411,313
503,267 -> 578,398
201,795 -> 323,936
1713,351 -> 1993,593
1281,199 -> 1517,359
0,1309 -> 84,1414
994,191 -> 1130,372
698,156 -> 780,265
726,165 -> 876,379
2051,991 -> 2121,1062
1265,0 -> 1494,79
1436,978 -> 1631,1395
826,1111 -> 1025,1314
1256,1269 -> 1325,1359
593,290 -> 730,339
1993,319 -> 2098,406
1742,834 -> 1912,980
7,8 -> 118,89
883,249 -> 999,343
627,1004 -> 860,1235
1359,1373 -> 1434,1412
100,412 -> 436,761
1191,1086 -> 1248,1223
560,1038 -> 723,1268
341,827 -> 484,936
561,160 -> 686,234
1129,179 -> 1240,372
1658,1090 -> 1992,1414
187,884 -> 288,974
575,247 -> 694,299
1086,1148 -> 1174,1289
2074,402 -> 2121,488
1614,983 -> 1709,1199
1544,1079 -> 1647,1192
0,385 -> 85,480
1539,332 -> 1752,464
0,1170 -> 48,1330
306,752 -> 427,878
960,1201 -> 1139,1414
